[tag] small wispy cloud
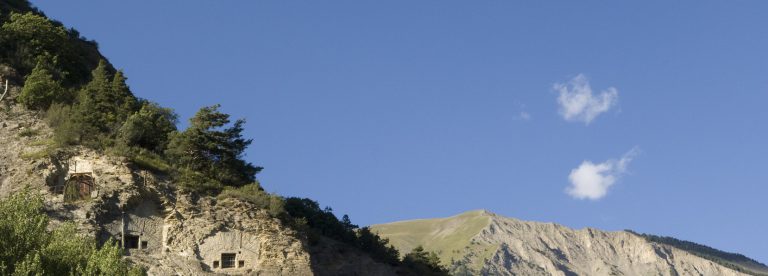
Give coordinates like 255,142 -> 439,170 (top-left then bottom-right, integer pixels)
555,74 -> 618,124
513,102 -> 532,121
516,111 -> 531,121
565,147 -> 640,200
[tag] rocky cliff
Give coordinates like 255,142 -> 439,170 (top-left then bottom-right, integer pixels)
372,210 -> 768,276
0,84 -> 399,275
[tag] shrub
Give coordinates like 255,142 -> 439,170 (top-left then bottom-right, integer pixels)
218,183 -> 286,217
41,223 -> 95,273
284,197 -> 400,265
79,239 -> 129,276
0,190 -> 48,274
118,101 -> 177,153
0,189 -> 142,275
45,103 -> 81,147
129,150 -> 171,173
17,128 -> 39,137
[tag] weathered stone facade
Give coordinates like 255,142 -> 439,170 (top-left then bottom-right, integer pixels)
104,200 -> 165,256
0,98 -> 401,276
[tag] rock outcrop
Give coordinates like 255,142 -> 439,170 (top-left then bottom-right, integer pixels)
0,95 -> 395,275
372,210 -> 768,276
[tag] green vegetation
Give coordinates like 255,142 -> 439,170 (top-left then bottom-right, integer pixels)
165,104 -> 259,193
284,197 -> 400,265
402,246 -> 450,276
120,148 -> 171,173
283,197 -> 448,272
44,103 -> 80,146
1,8 -> 103,86
627,230 -> 768,276
118,102 -> 176,153
0,190 -> 144,275
20,146 -> 56,160
18,59 -> 65,110
17,128 -> 39,137
218,183 -> 285,217
371,210 -> 492,262
1,2 -> 447,274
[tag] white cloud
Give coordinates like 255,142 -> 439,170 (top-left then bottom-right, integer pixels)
565,148 -> 639,200
555,74 -> 618,124
516,111 -> 531,121
512,101 -> 532,121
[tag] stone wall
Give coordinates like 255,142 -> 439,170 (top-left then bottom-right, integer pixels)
104,200 -> 164,256
199,230 -> 261,272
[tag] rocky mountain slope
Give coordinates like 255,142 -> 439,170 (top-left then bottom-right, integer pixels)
0,82 -> 402,275
372,210 -> 768,276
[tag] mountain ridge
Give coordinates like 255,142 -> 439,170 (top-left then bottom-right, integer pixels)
372,210 -> 768,276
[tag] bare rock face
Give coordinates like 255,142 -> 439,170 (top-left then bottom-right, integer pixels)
372,210 -> 768,276
154,195 -> 313,275
475,214 -> 750,276
0,102 -> 385,276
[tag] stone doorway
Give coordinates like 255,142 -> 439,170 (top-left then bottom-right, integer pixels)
56,172 -> 94,202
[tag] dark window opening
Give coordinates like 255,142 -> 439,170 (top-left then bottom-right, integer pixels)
124,235 -> 139,249
141,241 -> 148,249
238,260 -> 244,268
221,253 -> 236,269
213,261 -> 219,269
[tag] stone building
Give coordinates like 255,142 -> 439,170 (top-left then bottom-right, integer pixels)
105,200 -> 165,256
199,230 -> 259,271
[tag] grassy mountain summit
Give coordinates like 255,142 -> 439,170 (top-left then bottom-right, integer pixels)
371,210 -> 495,272
372,210 -> 768,276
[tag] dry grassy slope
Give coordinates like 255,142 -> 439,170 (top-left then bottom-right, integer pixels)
370,210 -> 495,270
372,210 -> 768,276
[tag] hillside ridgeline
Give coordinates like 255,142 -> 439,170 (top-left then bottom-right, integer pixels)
0,1 -> 447,275
372,210 -> 768,276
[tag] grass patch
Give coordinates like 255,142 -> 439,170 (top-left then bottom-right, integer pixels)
130,151 -> 171,173
218,183 -> 285,217
17,128 -> 39,137
29,139 -> 55,147
20,146 -> 56,160
370,210 -> 492,265
109,145 -> 171,173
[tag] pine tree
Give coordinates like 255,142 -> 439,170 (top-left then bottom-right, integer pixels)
403,246 -> 450,276
77,59 -> 115,134
166,104 -> 261,191
18,59 -> 63,110
111,70 -> 138,122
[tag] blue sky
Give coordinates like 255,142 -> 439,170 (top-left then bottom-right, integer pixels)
31,1 -> 768,262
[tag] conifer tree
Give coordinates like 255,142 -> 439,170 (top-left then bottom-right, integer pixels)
111,70 -> 138,122
69,59 -> 125,148
18,59 -> 63,110
166,104 -> 261,191
77,59 -> 114,134
402,246 -> 450,276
